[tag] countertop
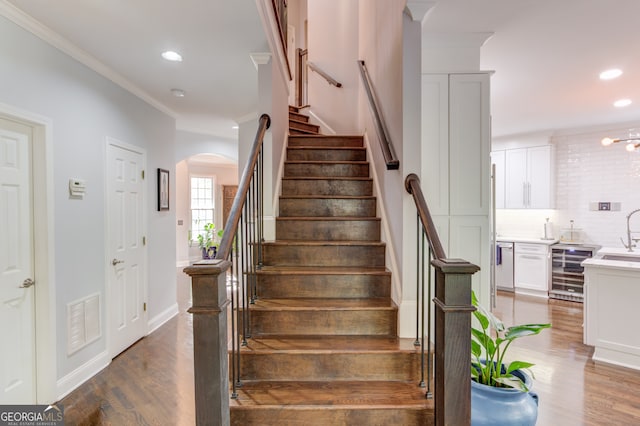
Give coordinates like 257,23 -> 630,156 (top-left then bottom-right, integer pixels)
582,247 -> 640,271
496,236 -> 559,245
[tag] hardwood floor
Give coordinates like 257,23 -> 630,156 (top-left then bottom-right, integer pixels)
58,275 -> 640,425
493,291 -> 640,425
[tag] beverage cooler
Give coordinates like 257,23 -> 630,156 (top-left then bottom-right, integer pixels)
549,243 -> 600,302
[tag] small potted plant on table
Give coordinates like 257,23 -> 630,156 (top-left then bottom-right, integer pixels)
197,223 -> 223,259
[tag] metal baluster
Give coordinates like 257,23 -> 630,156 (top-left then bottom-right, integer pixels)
240,210 -> 249,345
419,228 -> 426,389
425,245 -> 433,399
230,244 -> 238,398
251,168 -> 258,301
258,148 -> 264,268
414,213 -> 421,347
243,198 -> 252,338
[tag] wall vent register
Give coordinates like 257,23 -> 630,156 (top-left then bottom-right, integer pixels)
550,243 -> 599,302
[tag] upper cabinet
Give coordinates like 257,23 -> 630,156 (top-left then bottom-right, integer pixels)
492,145 -> 554,209
422,73 -> 491,216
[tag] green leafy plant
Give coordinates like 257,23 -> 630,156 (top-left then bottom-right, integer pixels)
197,223 -> 223,256
471,291 -> 551,392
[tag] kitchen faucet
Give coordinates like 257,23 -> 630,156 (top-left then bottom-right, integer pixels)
621,208 -> 640,252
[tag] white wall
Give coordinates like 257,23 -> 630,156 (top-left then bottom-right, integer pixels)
554,126 -> 640,247
0,16 -> 176,393
307,0 -> 360,133
358,0 -> 405,269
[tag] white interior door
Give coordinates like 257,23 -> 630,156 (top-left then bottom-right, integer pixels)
106,141 -> 147,357
0,117 -> 35,403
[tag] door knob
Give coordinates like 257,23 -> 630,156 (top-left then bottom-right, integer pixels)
112,258 -> 125,266
19,278 -> 35,288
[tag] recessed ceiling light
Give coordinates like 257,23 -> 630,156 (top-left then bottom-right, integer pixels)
171,88 -> 185,97
600,68 -> 623,80
162,50 -> 182,62
614,99 -> 632,108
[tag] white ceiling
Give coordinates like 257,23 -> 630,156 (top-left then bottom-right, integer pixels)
4,0 -> 268,140
4,0 -> 640,141
423,0 -> 640,138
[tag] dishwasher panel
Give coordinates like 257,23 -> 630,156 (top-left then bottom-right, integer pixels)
495,242 -> 514,291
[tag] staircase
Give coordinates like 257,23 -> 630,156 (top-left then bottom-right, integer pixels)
229,106 -> 433,425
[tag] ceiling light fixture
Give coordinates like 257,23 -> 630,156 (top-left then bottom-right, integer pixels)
162,50 -> 182,62
625,142 -> 640,152
170,88 -> 185,97
232,125 -> 239,129
599,68 -> 623,80
600,137 -> 640,151
614,99 -> 632,108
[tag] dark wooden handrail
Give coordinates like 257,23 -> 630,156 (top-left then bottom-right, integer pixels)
296,49 -> 308,107
307,61 -> 343,88
357,60 -> 399,170
405,172 -> 477,425
405,173 -> 446,259
216,114 -> 271,260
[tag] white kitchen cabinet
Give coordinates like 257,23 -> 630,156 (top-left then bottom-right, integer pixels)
504,145 -> 554,209
514,242 -> 550,296
421,72 -> 491,308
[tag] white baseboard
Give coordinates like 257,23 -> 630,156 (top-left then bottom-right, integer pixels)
56,350 -> 110,400
147,302 -> 179,334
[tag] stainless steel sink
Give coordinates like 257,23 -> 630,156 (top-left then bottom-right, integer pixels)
601,254 -> 640,262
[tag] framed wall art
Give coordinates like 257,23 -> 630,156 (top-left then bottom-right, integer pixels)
157,168 -> 169,211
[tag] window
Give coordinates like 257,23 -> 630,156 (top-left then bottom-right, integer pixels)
190,176 -> 215,242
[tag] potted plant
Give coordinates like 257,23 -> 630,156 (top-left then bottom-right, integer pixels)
197,223 -> 223,259
471,291 -> 551,426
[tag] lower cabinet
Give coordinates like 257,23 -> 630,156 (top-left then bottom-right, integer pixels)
514,243 -> 550,297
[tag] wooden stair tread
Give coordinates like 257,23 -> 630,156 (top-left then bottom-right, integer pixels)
257,266 -> 389,275
251,298 -> 396,310
230,381 -> 432,408
276,216 -> 380,221
288,134 -> 363,139
288,146 -> 366,151
289,118 -> 317,126
289,128 -> 320,135
263,241 -> 385,247
282,176 -> 372,181
238,336 -> 420,352
285,160 -> 369,165
279,195 -> 375,200
289,112 -> 309,121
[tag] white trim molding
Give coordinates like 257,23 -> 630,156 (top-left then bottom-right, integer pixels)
0,102 -> 58,404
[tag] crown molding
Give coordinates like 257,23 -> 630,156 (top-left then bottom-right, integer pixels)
249,52 -> 272,70
404,1 -> 437,23
0,0 -> 177,119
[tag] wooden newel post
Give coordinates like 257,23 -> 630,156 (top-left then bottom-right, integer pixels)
183,259 -> 233,426
431,258 -> 479,426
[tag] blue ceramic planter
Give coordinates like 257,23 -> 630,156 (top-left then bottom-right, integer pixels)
471,368 -> 539,426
